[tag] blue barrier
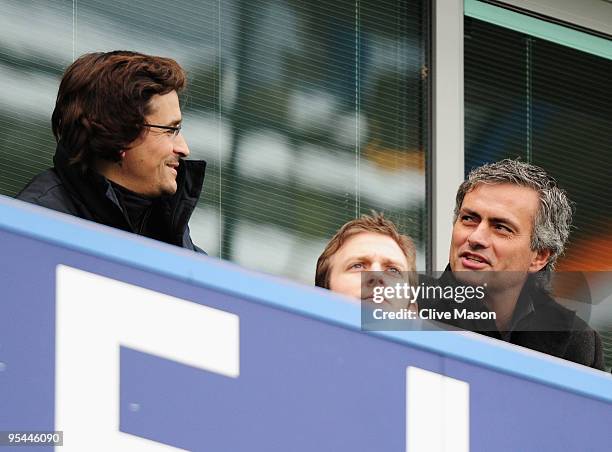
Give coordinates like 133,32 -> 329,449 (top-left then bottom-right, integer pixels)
0,195 -> 610,451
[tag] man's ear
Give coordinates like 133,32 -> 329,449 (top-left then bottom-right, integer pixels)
529,248 -> 551,272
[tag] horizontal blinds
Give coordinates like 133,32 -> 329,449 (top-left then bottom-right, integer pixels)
464,11 -> 612,367
465,15 -> 612,268
0,0 -> 429,282
218,0 -> 429,277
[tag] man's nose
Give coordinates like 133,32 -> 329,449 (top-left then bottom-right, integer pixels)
467,222 -> 490,249
371,262 -> 383,272
366,267 -> 385,287
173,132 -> 190,158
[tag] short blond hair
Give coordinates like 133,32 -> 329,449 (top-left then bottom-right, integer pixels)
315,212 -> 416,289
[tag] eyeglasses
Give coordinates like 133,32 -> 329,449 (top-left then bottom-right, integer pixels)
142,123 -> 182,139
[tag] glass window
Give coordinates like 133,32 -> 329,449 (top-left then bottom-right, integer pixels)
0,0 -> 430,283
465,16 -> 612,367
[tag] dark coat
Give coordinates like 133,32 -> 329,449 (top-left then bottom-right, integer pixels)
480,285 -> 605,371
16,143 -> 206,252
420,269 -> 605,371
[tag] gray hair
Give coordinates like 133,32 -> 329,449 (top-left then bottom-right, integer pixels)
453,159 -> 573,271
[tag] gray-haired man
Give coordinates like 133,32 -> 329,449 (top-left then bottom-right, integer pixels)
446,159 -> 604,370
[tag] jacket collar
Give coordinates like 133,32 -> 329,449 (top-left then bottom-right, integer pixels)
439,264 -> 576,326
53,142 -> 206,236
440,264 -> 578,356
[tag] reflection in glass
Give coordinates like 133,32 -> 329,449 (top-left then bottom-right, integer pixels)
0,0 -> 429,284
464,17 -> 612,368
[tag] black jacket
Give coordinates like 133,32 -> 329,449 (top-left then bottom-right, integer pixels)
16,143 -> 206,252
420,268 -> 605,371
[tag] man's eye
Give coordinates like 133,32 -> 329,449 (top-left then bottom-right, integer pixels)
495,224 -> 512,233
350,263 -> 364,270
461,215 -> 475,223
386,267 -> 401,274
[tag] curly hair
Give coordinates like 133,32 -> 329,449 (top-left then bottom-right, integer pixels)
454,159 -> 573,270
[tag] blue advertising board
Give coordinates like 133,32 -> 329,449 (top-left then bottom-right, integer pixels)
0,196 -> 610,451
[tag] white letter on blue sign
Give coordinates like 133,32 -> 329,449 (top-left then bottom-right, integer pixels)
55,265 -> 240,451
406,366 -> 469,452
